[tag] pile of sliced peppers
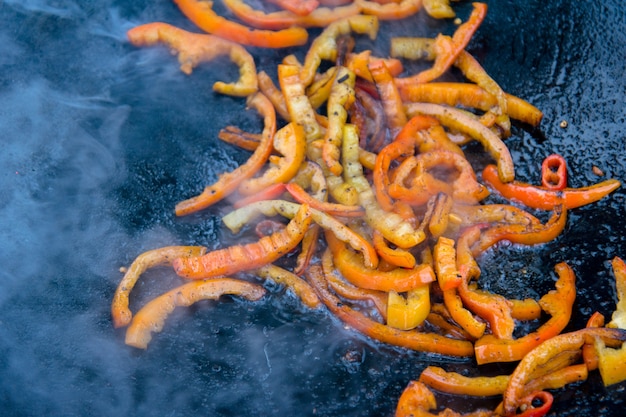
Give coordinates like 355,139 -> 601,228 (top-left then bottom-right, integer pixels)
113,1 -> 625,416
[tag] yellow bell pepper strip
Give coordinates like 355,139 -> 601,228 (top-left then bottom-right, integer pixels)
387,285 -> 431,330
482,164 -> 621,211
300,15 -> 379,86
372,229 -> 416,269
173,0 -> 309,48
342,123 -> 428,248
307,66 -> 338,111
474,262 -> 576,364
257,71 -> 291,121
408,3 -> 487,85
395,380 -> 493,417
405,103 -> 515,183
509,298 -> 542,321
369,60 -> 407,137
238,122 -> 306,195
356,0 -> 422,20
254,264 -> 320,308
419,366 -> 509,397
175,92 -> 276,216
326,231 -> 435,292
422,0 -> 455,19
278,64 -> 324,145
541,154 -> 567,191
222,0 -> 361,30
173,203 -> 313,279
127,22 -> 258,97
472,205 -> 567,256
399,82 -> 543,127
222,200 -> 378,268
608,256 -> 626,329
322,66 -> 356,176
125,278 -> 266,349
594,334 -> 626,386
502,327 -> 626,415
374,115 -> 439,211
266,0 -> 320,16
321,248 -> 388,320
111,246 -> 207,328
307,265 -> 475,357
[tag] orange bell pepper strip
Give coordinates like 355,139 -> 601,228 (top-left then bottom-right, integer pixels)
451,202 -> 541,228
254,264 -> 320,308
398,2 -> 487,85
433,236 -> 462,291
257,71 -> 291,121
442,288 -> 486,340
238,122 -> 307,195
372,229 -> 416,269
419,366 -> 509,397
175,92 -> 276,216
266,0 -> 320,16
221,200 -> 378,268
345,51 -> 404,83
326,231 -> 435,292
218,125 -> 263,152
294,223 -> 320,276
127,22 -> 258,97
356,0 -> 422,20
222,0 -> 361,30
541,154 -> 567,190
300,15 -> 379,86
374,115 -> 439,211
173,0 -> 308,48
472,204 -> 567,256
125,278 -> 266,349
306,265 -> 475,357
502,327 -> 626,415
399,82 -> 543,127
369,60 -> 407,137
607,256 -> 626,329
474,262 -> 576,364
405,103 -> 515,183
482,164 -> 621,211
322,66 -> 356,176
321,248 -> 388,320
428,192 -> 453,238
111,246 -> 207,328
173,203 -> 313,279
395,381 -> 493,417
458,279 -> 515,340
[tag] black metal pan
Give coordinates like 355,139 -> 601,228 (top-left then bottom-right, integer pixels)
0,1 -> 624,416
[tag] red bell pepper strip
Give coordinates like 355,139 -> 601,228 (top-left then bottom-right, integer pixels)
482,164 -> 621,211
541,154 -> 567,190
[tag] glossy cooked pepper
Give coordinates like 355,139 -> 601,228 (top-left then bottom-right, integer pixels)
541,154 -> 567,190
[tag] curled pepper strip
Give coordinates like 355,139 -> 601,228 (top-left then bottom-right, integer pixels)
266,0 -> 320,16
369,60 -> 407,137
175,92 -> 277,216
238,122 -> 307,195
541,154 -> 567,191
127,22 -> 258,96
111,246 -> 207,328
372,229 -> 416,269
387,285 -> 431,331
173,203 -> 313,279
607,256 -> 626,329
300,15 -> 379,86
502,327 -> 626,415
326,231 -> 435,293
483,164 -> 621,211
474,262 -> 576,364
173,0 -> 309,48
222,0 -> 361,30
405,102 -> 515,183
419,366 -> 508,397
222,200 -> 378,268
125,278 -> 266,349
307,265 -> 475,357
254,264 -> 320,308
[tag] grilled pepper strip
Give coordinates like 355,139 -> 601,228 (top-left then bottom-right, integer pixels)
541,154 -> 567,191
111,246 -> 207,328
254,264 -> 320,308
173,204 -> 313,279
387,285 -> 431,330
238,122 -> 306,194
474,262 -> 576,364
125,278 -> 266,349
608,256 -> 626,329
355,0 -> 422,20
307,265 -> 475,357
175,92 -> 276,216
482,164 -> 621,210
173,0 -> 308,48
127,22 -> 258,96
